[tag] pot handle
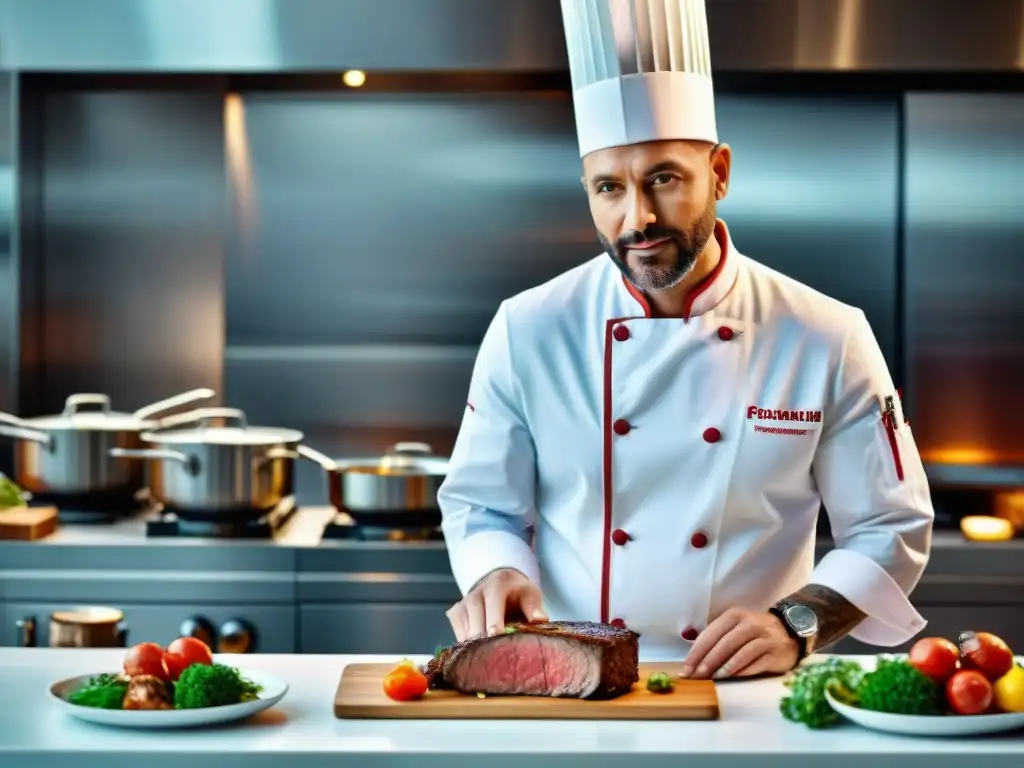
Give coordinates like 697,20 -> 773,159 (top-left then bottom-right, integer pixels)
294,444 -> 339,471
0,423 -> 52,446
109,447 -> 194,469
62,393 -> 111,416
152,407 -> 249,432
133,387 -> 217,421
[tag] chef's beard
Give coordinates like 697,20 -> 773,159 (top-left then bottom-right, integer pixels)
599,197 -> 718,293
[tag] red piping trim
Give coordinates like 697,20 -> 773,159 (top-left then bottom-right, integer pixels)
601,315 -> 644,624
882,412 -> 905,482
600,319 -> 616,623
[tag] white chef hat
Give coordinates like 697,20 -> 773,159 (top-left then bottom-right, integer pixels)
560,0 -> 719,158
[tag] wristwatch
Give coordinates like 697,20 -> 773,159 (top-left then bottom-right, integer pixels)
769,599 -> 819,660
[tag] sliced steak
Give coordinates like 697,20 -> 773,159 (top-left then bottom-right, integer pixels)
423,620 -> 640,699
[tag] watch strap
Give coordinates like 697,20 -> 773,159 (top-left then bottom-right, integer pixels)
769,602 -> 809,660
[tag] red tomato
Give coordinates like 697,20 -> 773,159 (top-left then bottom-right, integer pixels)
908,637 -> 960,683
382,661 -> 428,702
164,637 -> 214,681
958,631 -> 1015,682
123,642 -> 168,680
946,669 -> 994,715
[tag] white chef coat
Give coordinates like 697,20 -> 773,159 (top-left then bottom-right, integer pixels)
438,219 -> 934,661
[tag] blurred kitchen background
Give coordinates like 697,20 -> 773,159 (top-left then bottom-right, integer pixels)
0,0 -> 1022,655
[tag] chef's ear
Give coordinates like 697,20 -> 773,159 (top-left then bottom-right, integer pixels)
709,142 -> 731,201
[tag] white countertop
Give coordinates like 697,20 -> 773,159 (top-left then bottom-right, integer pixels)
2,649 -> 1023,768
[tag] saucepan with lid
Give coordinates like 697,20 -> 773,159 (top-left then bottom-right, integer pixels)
0,388 -> 216,499
296,441 -> 449,528
109,408 -> 304,517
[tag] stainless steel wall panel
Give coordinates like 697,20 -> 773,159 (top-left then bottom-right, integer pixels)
223,92 -> 593,433
715,95 -> 901,370
1,0 -> 1021,73
903,93 -> 1024,479
0,74 -> 16,421
0,0 -> 569,73
33,90 -> 226,413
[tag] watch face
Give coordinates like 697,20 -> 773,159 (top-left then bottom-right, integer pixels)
785,605 -> 818,635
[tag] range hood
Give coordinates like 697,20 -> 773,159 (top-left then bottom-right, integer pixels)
0,0 -> 1021,73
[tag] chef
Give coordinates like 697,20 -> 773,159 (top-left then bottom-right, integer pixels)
438,0 -> 934,677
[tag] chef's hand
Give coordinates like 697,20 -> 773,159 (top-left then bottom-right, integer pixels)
680,608 -> 799,680
446,567 -> 548,642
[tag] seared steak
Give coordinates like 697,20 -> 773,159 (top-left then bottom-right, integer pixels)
423,620 -> 640,699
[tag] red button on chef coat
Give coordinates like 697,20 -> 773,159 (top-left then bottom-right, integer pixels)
691,531 -> 709,549
610,618 -> 627,629
717,326 -> 734,341
611,528 -> 630,546
702,427 -> 721,443
681,627 -> 700,642
613,324 -> 630,342
613,419 -> 632,436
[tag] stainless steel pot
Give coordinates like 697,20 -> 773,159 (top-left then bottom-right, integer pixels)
0,388 -> 216,498
297,442 -> 449,528
49,606 -> 129,648
16,606 -> 129,648
109,408 -> 304,516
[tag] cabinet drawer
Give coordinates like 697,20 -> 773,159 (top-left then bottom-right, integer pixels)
4,602 -> 297,653
829,606 -> 1024,655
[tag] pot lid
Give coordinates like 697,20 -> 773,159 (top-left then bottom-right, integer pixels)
141,407 -> 303,446
335,442 -> 450,474
24,394 -> 150,431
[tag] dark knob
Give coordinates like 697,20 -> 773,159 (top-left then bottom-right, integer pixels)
218,619 -> 255,654
179,616 -> 216,647
16,616 -> 36,648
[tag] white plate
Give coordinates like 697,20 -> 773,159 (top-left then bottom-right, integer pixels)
824,687 -> 1024,737
50,668 -> 288,729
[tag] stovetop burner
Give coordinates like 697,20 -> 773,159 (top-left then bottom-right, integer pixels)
321,515 -> 444,542
145,498 -> 298,539
28,490 -> 148,524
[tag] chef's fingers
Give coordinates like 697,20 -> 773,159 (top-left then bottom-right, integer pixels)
515,584 -> 549,624
686,620 -> 759,679
712,638 -> 771,680
446,601 -> 469,643
481,581 -> 510,637
464,590 -> 492,639
730,650 -> 773,679
682,608 -> 744,674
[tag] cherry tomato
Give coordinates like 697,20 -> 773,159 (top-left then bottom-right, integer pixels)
946,669 -> 994,715
958,631 -> 1015,682
164,637 -> 214,681
123,642 -> 168,680
908,637 -> 960,683
382,662 -> 428,702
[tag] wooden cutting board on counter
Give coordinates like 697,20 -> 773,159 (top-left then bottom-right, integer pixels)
334,661 -> 719,720
0,506 -> 58,540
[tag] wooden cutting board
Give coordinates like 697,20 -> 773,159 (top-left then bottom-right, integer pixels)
334,661 -> 719,720
0,505 -> 58,540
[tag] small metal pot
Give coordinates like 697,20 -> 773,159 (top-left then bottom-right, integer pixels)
49,606 -> 129,648
109,408 -> 304,517
0,388 -> 216,499
297,442 -> 449,528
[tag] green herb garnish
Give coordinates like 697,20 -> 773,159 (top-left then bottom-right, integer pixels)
779,657 -> 865,729
646,671 -> 674,693
173,663 -> 261,709
857,656 -> 943,716
67,673 -> 129,709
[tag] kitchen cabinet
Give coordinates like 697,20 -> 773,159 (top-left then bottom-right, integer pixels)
3,603 -> 297,653
830,605 -> 1024,656
299,604 -> 455,655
